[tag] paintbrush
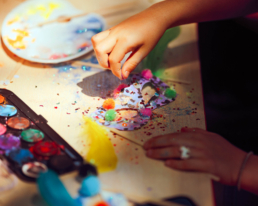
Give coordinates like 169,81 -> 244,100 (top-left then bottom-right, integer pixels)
72,61 -> 191,84
25,1 -> 137,30
109,128 -> 220,182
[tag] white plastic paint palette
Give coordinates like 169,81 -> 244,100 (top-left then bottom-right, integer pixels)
1,0 -> 105,63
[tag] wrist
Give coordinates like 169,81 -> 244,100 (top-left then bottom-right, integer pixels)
239,154 -> 258,194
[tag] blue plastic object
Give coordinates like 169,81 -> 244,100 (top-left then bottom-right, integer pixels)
37,170 -> 80,206
78,175 -> 101,197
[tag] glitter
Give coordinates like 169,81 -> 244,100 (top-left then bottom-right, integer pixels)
81,65 -> 91,71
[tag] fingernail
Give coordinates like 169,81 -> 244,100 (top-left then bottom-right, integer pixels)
143,142 -> 149,149
147,149 -> 153,156
125,71 -> 129,78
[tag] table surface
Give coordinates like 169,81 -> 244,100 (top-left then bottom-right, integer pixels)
0,0 -> 215,206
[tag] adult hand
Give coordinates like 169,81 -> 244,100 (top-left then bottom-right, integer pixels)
143,127 -> 247,185
91,5 -> 168,79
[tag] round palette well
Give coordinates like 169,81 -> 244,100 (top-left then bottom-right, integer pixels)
22,162 -> 48,178
0,105 -> 18,117
0,95 -> 5,104
0,134 -> 20,150
0,123 -> 7,135
1,0 -> 106,63
49,154 -> 73,171
6,148 -> 34,165
31,141 -> 59,157
6,117 -> 30,130
21,129 -> 44,143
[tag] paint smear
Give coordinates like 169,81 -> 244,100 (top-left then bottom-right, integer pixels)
5,29 -> 29,49
27,3 -> 60,19
81,116 -> 117,173
7,16 -> 20,25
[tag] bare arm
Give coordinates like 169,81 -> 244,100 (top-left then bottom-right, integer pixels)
153,0 -> 258,28
92,0 -> 258,79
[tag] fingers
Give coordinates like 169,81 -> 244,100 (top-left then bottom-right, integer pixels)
91,30 -> 114,68
143,132 -> 198,150
92,29 -> 148,79
146,147 -> 203,160
165,159 -> 212,173
108,40 -> 134,79
121,46 -> 148,79
91,29 -> 110,43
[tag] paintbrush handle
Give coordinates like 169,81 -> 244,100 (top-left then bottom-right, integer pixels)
30,1 -> 137,29
72,61 -> 191,85
109,129 -> 143,147
71,61 -> 107,70
159,77 -> 191,85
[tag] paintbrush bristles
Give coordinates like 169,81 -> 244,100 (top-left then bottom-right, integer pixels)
82,116 -> 118,173
71,61 -> 107,70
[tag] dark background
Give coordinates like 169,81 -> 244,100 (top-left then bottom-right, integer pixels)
199,19 -> 258,206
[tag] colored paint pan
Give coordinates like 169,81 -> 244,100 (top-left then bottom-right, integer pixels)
0,133 -> 20,150
49,154 -> 73,171
0,95 -> 5,104
0,105 -> 17,117
6,117 -> 30,130
6,148 -> 34,165
21,129 -> 44,143
22,162 -> 48,178
0,123 -> 7,135
31,141 -> 59,158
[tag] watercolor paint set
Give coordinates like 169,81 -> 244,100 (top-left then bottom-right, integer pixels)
0,89 -> 83,181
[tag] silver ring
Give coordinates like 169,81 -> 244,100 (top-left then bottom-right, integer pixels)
180,146 -> 190,159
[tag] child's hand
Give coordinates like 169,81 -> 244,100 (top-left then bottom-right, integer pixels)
91,6 -> 168,79
143,127 -> 247,186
